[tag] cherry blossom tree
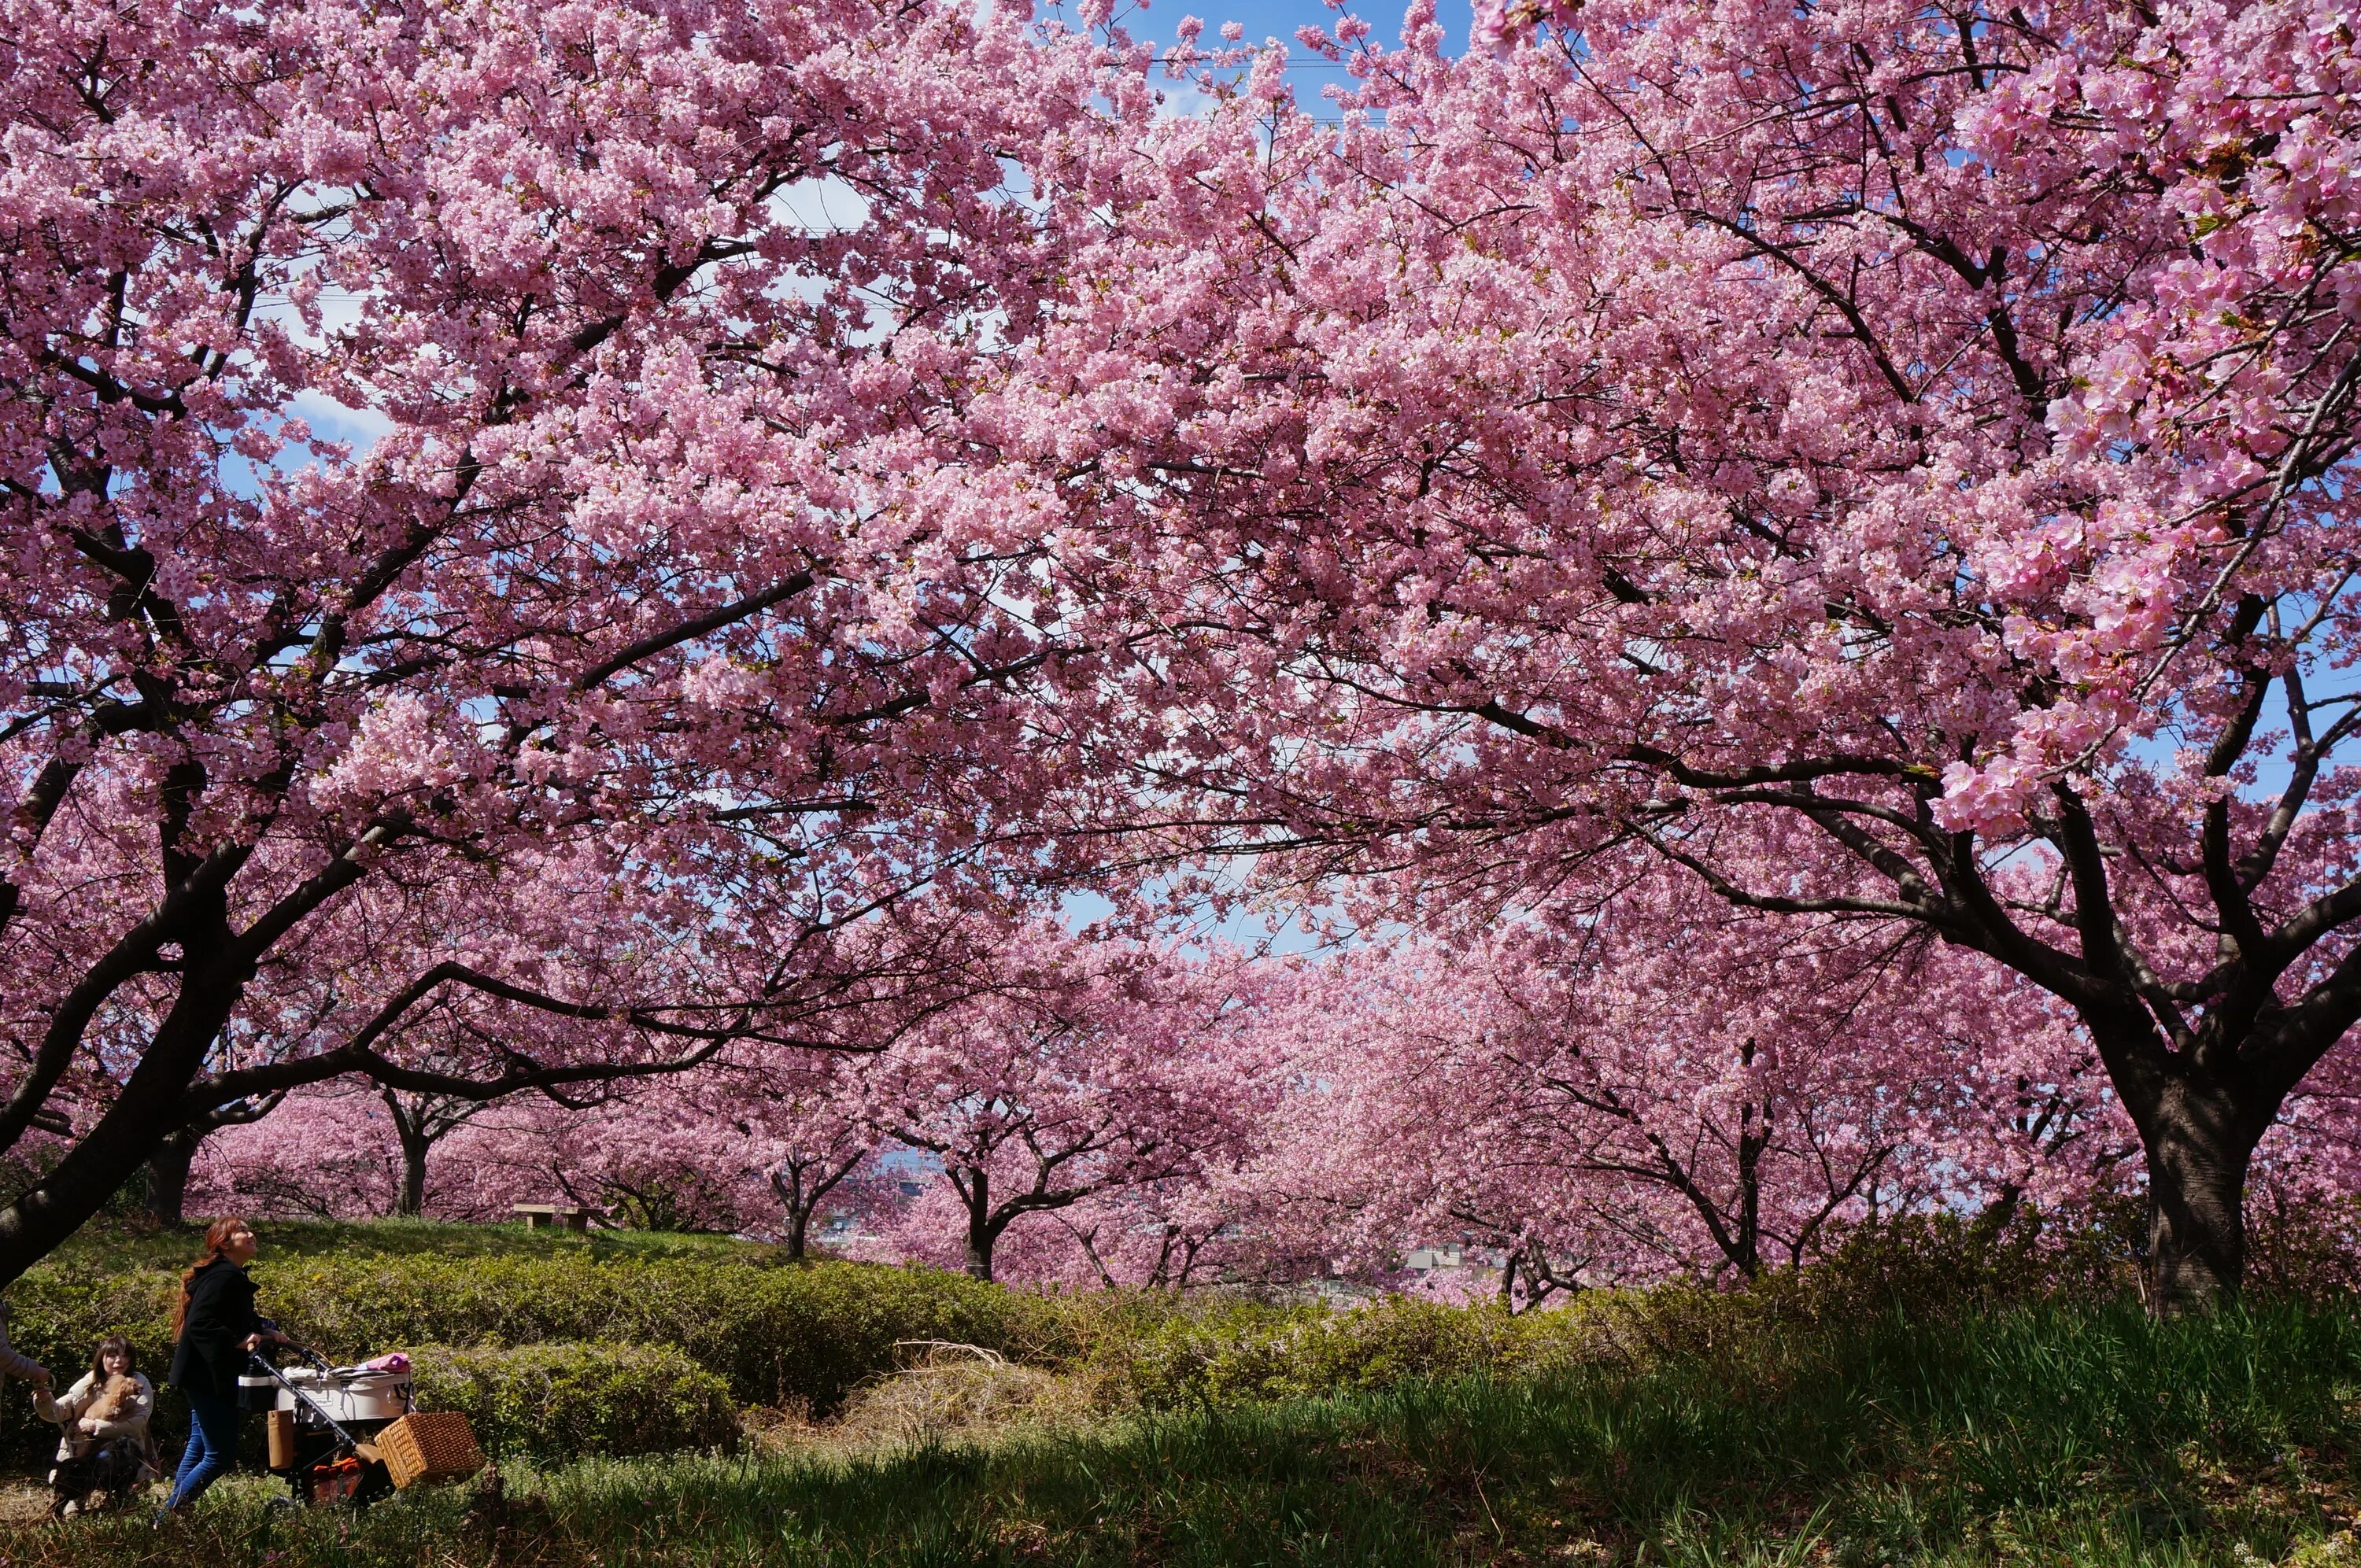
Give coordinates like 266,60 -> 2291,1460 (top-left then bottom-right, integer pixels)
438,1057 -> 885,1245
858,932 -> 1277,1281
192,1087 -> 402,1219
1232,877 -> 2127,1297
0,0 -> 1153,1281
1018,0 -> 2361,1302
747,1068 -> 885,1260
377,1088 -> 503,1221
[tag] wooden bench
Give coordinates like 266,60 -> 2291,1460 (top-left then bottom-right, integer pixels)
510,1203 -> 593,1233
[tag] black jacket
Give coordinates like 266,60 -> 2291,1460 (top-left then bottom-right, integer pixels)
168,1259 -> 263,1400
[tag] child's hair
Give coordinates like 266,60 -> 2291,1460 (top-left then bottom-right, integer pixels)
88,1334 -> 135,1383
169,1216 -> 249,1340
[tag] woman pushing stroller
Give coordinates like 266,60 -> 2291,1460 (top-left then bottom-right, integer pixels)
162,1216 -> 292,1516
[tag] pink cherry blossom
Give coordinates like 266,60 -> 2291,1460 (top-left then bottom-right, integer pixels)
1014,0 -> 2361,1304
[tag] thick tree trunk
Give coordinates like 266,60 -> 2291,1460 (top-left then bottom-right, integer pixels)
144,1127 -> 203,1227
2078,990 -> 2289,1314
771,1168 -> 813,1260
785,1205 -> 809,1261
0,943 -> 246,1288
395,1127 -> 430,1218
960,1168 -> 995,1281
2137,1079 -> 2264,1312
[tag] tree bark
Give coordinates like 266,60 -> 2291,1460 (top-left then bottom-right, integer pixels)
144,1126 -> 204,1227
770,1159 -> 859,1262
785,1205 -> 810,1262
2132,1076 -> 2266,1311
772,1167 -> 813,1261
396,1125 -> 430,1219
960,1168 -> 995,1281
0,921 -> 249,1286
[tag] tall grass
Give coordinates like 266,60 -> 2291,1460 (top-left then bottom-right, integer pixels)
25,1298 -> 2359,1567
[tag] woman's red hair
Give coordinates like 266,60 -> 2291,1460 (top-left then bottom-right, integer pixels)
169,1216 -> 249,1340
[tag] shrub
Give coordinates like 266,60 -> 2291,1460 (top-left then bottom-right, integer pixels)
1104,1297 -> 1596,1408
268,1255 -> 1078,1410
2,1267 -> 182,1467
4,1253 -> 1073,1415
408,1341 -> 737,1458
2245,1189 -> 2361,1300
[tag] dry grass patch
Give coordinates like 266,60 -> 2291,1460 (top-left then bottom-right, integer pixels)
741,1340 -> 1120,1457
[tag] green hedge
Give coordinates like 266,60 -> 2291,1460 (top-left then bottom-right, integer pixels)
1100,1297 -> 1602,1408
1090,1216 -> 2169,1411
2,1268 -> 180,1468
408,1341 -> 737,1458
0,1207 -> 2252,1468
262,1256 -> 1074,1408
2,1255 -> 1070,1422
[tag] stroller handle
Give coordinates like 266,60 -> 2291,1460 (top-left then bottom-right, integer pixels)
253,1318 -> 328,1372
245,1348 -> 364,1450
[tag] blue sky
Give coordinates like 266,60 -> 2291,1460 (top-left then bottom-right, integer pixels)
1102,0 -> 1480,98
1161,0 -> 1477,50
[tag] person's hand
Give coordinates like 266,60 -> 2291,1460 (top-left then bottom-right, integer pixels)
28,1367 -> 50,1387
241,1333 -> 267,1352
76,1416 -> 101,1436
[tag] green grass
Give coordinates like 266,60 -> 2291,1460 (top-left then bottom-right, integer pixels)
43,1215 -> 777,1275
23,1298 -> 2361,1566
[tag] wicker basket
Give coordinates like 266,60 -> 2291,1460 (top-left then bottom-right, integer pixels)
374,1411 -> 484,1489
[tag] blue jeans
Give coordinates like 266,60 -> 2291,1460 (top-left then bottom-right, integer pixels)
165,1387 -> 239,1511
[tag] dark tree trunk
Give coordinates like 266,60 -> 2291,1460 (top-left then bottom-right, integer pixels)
379,1090 -> 433,1218
0,913 -> 249,1287
770,1159 -> 858,1263
396,1126 -> 430,1219
2072,978 -> 2297,1313
785,1205 -> 810,1261
771,1168 -> 813,1261
1731,1057 -> 1765,1281
144,1126 -> 204,1227
2132,1075 -> 2267,1311
959,1168 -> 995,1281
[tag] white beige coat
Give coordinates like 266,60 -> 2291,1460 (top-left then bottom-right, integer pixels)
35,1370 -> 157,1467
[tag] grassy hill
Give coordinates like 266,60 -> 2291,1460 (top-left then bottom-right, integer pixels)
39,1214 -> 778,1274
3,1217 -> 2355,1566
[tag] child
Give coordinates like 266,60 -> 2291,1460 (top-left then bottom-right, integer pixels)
35,1335 -> 157,1517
